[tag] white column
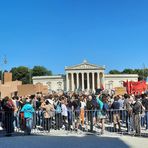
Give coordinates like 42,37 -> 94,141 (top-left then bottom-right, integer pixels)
66,73 -> 69,91
99,72 -> 104,90
76,73 -> 79,90
87,73 -> 90,91
92,72 -> 95,92
82,73 -> 84,91
71,73 -> 74,91
98,73 -> 100,89
102,74 -> 105,89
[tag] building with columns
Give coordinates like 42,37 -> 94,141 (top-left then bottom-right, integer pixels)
32,60 -> 138,92
65,60 -> 105,92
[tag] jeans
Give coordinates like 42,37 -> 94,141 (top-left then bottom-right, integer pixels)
140,111 -> 148,129
43,118 -> 51,131
141,115 -> 145,127
36,110 -> 42,126
25,118 -> 33,135
121,110 -> 126,124
13,112 -> 19,128
126,112 -> 132,132
145,111 -> 148,129
127,115 -> 133,132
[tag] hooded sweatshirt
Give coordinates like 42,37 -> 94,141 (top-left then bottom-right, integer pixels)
21,103 -> 35,118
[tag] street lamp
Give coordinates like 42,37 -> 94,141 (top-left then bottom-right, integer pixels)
1,55 -> 7,84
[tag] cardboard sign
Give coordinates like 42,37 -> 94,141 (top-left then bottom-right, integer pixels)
17,84 -> 36,96
18,83 -> 49,96
115,87 -> 127,96
35,83 -> 48,94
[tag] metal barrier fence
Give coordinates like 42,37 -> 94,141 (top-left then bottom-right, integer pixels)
0,109 -> 148,136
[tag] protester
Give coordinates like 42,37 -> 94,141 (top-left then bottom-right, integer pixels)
61,96 -> 68,130
86,95 -> 94,132
96,94 -> 106,134
123,94 -> 133,132
111,96 -> 121,132
132,95 -> 145,136
1,96 -> 15,136
41,99 -> 54,132
54,97 -> 62,130
21,98 -> 35,135
0,90 -> 148,137
80,96 -> 86,128
141,94 -> 148,129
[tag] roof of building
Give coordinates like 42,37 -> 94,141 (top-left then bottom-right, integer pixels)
32,75 -> 65,80
105,74 -> 139,78
65,60 -> 105,70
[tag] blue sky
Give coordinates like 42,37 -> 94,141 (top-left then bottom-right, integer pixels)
0,0 -> 148,74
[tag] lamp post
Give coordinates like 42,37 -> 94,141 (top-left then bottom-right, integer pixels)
1,55 -> 7,84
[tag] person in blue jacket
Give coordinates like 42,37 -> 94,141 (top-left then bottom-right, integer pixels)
21,99 -> 35,135
96,94 -> 107,134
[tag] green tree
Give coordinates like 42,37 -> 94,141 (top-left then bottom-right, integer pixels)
122,69 -> 135,74
109,68 -> 148,81
143,68 -> 148,80
10,66 -> 30,84
32,66 -> 52,77
109,70 -> 121,74
134,69 -> 148,81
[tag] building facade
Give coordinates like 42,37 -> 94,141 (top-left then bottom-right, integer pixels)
104,74 -> 138,90
32,60 -> 139,92
32,75 -> 66,92
65,60 -> 105,92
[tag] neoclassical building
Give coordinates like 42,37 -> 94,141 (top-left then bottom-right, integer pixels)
65,60 -> 105,92
32,60 -> 138,92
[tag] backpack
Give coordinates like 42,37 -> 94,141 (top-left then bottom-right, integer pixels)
4,100 -> 15,111
36,101 -> 41,110
55,103 -> 62,114
96,97 -> 104,110
102,103 -> 108,112
127,103 -> 133,115
133,101 -> 142,115
92,98 -> 100,109
74,100 -> 81,115
102,103 -> 108,115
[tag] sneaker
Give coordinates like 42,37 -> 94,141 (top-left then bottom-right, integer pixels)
0,127 -> 3,130
62,125 -> 65,130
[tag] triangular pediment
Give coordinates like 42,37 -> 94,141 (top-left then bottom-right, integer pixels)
65,60 -> 105,70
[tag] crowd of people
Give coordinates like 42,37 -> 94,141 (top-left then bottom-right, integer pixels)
0,91 -> 148,136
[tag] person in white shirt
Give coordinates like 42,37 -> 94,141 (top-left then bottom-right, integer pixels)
61,96 -> 68,129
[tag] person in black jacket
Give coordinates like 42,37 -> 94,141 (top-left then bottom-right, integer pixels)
1,96 -> 15,136
142,94 -> 148,129
111,96 -> 121,132
86,95 -> 94,132
133,95 -> 145,136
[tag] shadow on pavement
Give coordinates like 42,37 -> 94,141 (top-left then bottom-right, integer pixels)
0,134 -> 130,148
